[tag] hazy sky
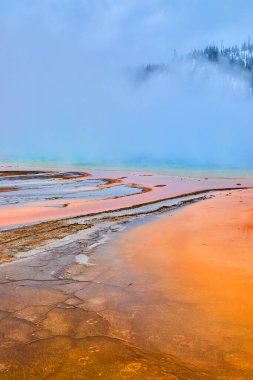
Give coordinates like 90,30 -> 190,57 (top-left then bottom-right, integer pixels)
1,0 -> 253,168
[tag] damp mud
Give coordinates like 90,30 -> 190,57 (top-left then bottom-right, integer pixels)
0,167 -> 253,379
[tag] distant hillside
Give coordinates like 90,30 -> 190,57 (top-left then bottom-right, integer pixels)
191,39 -> 253,90
191,39 -> 253,70
136,39 -> 253,93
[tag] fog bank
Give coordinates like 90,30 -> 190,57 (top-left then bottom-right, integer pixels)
1,1 -> 253,168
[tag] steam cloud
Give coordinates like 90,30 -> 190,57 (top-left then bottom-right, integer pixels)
1,0 -> 253,169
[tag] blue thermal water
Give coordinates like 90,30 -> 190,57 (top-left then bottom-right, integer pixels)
0,177 -> 141,206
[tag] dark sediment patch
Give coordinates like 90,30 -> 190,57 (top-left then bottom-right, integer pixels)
0,170 -> 43,176
96,177 -> 123,189
0,187 -> 20,193
0,170 -> 90,181
0,220 -> 92,263
128,183 -> 152,194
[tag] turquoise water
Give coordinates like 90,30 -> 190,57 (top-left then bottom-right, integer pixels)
1,159 -> 253,179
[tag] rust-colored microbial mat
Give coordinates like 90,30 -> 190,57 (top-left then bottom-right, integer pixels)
1,169 -> 253,379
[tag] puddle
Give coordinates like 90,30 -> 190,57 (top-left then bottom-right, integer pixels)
0,175 -> 141,206
75,254 -> 90,264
